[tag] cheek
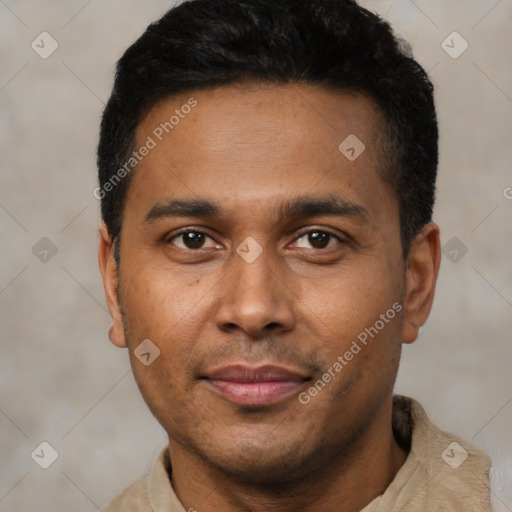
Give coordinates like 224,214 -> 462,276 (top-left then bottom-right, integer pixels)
119,267 -> 198,408
121,262 -> 204,332
119,261 -> 221,381
297,260 -> 403,391
303,264 -> 397,336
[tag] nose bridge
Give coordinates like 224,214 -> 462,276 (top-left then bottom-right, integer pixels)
231,245 -> 279,305
215,242 -> 295,335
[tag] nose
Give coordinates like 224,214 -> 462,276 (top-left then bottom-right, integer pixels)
215,246 -> 296,338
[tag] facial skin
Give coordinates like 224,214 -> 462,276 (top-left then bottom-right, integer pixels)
99,83 -> 441,512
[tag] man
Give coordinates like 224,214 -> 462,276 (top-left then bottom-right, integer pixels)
96,0 -> 492,510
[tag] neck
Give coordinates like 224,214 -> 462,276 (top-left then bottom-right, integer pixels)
169,397 -> 408,512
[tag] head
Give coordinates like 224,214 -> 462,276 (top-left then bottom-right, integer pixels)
97,0 -> 440,487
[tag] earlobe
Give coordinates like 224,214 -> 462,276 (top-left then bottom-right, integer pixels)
402,222 -> 441,344
98,223 -> 127,348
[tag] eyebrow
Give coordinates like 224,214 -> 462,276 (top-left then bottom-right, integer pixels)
145,199 -> 220,223
276,195 -> 369,222
144,195 -> 369,224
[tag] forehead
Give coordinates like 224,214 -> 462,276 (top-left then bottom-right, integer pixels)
125,83 -> 395,226
138,82 -> 384,163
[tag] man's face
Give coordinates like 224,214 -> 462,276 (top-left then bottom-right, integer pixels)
109,83 -> 408,482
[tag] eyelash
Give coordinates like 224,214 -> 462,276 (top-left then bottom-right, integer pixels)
164,227 -> 346,250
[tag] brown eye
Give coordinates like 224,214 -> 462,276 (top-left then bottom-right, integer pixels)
309,231 -> 329,248
182,231 -> 206,249
295,230 -> 341,250
167,230 -> 220,250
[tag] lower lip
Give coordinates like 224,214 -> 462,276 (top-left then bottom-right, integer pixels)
204,379 -> 306,406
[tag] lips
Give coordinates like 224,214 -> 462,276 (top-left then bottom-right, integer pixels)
201,364 -> 311,406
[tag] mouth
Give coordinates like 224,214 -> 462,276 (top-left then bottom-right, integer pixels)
200,364 -> 312,406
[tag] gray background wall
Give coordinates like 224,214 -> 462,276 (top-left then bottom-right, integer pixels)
0,0 -> 511,510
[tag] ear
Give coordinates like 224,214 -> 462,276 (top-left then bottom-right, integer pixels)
402,222 -> 441,344
98,223 -> 127,348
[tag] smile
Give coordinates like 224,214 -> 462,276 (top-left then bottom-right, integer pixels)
201,364 -> 311,406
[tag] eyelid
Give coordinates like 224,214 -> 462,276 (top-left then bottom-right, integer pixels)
164,227 -> 220,246
292,227 -> 347,245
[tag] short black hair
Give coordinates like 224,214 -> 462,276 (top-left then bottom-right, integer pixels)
97,0 -> 438,262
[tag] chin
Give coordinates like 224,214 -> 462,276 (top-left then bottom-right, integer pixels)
191,434 -> 324,488
213,455 -> 309,487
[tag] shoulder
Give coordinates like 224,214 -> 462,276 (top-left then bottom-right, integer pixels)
397,395 -> 493,510
101,476 -> 151,512
101,446 -> 176,511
